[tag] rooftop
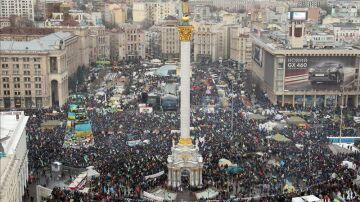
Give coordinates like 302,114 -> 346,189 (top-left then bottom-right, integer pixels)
0,111 -> 28,155
0,27 -> 55,35
252,31 -> 359,51
0,31 -> 73,52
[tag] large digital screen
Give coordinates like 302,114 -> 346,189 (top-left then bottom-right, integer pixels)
292,12 -> 307,20
284,56 -> 356,91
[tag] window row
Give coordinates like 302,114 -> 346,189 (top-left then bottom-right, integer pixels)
3,83 -> 41,88
2,64 -> 41,69
1,57 -> 41,62
2,77 -> 42,82
3,90 -> 42,96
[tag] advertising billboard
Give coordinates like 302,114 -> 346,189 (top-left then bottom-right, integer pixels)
288,11 -> 307,20
284,56 -> 356,91
292,12 -> 307,20
252,45 -> 263,67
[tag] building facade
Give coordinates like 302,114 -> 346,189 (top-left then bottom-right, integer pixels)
117,24 -> 145,61
0,17 -> 11,28
145,29 -> 161,59
0,111 -> 29,202
154,20 -> 180,60
333,24 -> 360,44
132,1 -> 176,25
229,26 -> 252,69
250,34 -> 360,107
47,25 -> 110,65
0,32 -> 75,109
193,22 -> 229,62
104,4 -> 127,25
0,0 -> 35,21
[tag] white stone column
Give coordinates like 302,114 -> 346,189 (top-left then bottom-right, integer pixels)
180,41 -> 191,139
190,171 -> 194,187
168,168 -> 172,186
172,170 -> 176,188
199,170 -> 202,185
194,169 -> 198,186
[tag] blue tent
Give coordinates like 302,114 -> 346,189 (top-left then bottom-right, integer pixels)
225,166 -> 244,174
154,64 -> 177,76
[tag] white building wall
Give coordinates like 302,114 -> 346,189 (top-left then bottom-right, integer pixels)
0,111 -> 29,202
0,0 -> 35,21
133,2 -> 147,23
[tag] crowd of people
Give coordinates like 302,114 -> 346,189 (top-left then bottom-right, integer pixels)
22,61 -> 360,201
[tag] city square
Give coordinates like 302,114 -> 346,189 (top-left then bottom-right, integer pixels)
1,0 -> 360,201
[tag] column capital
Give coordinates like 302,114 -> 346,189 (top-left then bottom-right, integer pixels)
178,26 -> 193,41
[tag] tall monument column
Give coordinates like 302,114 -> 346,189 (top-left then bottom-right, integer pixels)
167,0 -> 203,190
178,25 -> 193,145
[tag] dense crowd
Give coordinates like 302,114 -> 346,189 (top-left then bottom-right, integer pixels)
23,62 -> 360,201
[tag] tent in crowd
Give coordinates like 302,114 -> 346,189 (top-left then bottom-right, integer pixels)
154,64 -> 177,77
292,195 -> 321,202
218,158 -> 235,167
86,166 -> 100,178
225,166 -> 244,174
287,116 -> 306,125
341,160 -> 356,170
283,183 -> 296,193
68,173 -> 87,190
272,134 -> 291,142
41,120 -> 63,129
246,113 -> 266,120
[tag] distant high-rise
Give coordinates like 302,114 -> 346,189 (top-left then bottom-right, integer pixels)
0,0 -> 35,21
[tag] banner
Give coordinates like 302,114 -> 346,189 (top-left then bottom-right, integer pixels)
285,56 -> 356,91
145,171 -> 164,180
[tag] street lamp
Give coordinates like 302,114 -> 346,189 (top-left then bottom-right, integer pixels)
231,82 -> 234,137
340,105 -> 344,143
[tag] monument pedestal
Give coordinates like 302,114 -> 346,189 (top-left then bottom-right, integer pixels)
167,140 -> 203,188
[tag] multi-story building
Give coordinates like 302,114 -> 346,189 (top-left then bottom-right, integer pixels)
323,15 -> 360,25
229,26 -> 252,69
88,26 -> 110,61
132,1 -> 176,25
46,25 -> 110,65
104,4 -> 127,25
144,29 -> 161,59
0,0 -> 35,21
0,111 -> 29,202
212,0 -> 275,10
292,0 -> 327,8
0,17 -> 11,28
109,29 -> 125,62
193,5 -> 212,21
333,23 -> 360,44
0,32 -> 77,108
331,4 -> 358,17
193,22 -> 229,62
249,10 -> 360,107
157,20 -> 180,60
132,2 -> 147,23
117,24 -> 145,61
